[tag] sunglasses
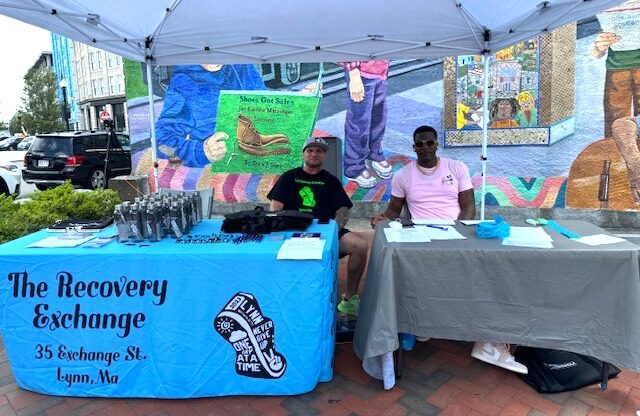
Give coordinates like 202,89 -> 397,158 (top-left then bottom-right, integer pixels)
414,140 -> 437,148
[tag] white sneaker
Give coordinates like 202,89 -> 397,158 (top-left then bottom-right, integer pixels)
347,170 -> 377,188
416,336 -> 430,342
471,342 -> 528,374
366,160 -> 393,179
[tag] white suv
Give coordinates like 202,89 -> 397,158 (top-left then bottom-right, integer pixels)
0,151 -> 23,196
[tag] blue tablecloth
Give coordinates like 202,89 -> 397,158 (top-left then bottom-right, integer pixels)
0,219 -> 338,398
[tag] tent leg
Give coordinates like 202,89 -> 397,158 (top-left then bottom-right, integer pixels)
146,62 -> 159,192
480,52 -> 490,221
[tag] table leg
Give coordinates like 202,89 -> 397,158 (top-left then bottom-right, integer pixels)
600,362 -> 610,390
394,333 -> 403,379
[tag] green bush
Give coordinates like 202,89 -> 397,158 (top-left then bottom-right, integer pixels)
0,182 -> 121,244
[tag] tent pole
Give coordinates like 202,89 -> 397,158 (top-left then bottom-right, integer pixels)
480,51 -> 490,221
146,61 -> 159,192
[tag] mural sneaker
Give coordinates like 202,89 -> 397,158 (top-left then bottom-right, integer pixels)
366,160 -> 393,179
471,342 -> 528,374
347,170 -> 376,188
337,293 -> 360,316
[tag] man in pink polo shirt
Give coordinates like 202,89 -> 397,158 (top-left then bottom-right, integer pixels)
370,125 -> 528,374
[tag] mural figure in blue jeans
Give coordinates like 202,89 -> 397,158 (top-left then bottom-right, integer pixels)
340,61 -> 393,188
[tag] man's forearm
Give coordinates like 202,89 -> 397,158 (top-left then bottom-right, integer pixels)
457,206 -> 476,220
381,207 -> 401,220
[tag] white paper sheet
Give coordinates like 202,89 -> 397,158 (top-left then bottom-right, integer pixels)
383,227 -> 431,243
411,218 -> 456,225
276,238 -> 326,260
573,234 -> 627,246
27,235 -> 96,248
417,225 -> 466,240
502,226 -> 553,248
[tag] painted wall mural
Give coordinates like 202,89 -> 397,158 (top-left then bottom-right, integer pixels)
124,2 -> 640,211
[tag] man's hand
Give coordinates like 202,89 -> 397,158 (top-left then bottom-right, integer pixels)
370,213 -> 387,228
592,32 -> 619,58
203,132 -> 229,162
348,69 -> 365,102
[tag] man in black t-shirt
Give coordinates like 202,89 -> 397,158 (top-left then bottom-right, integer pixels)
267,137 -> 368,316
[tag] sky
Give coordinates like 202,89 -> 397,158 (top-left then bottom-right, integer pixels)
0,15 -> 52,124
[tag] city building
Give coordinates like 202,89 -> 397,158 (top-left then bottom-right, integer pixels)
51,34 -> 80,130
51,34 -> 128,132
31,51 -> 53,70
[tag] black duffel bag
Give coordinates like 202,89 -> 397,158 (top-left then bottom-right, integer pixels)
514,347 -> 620,393
221,206 -> 313,234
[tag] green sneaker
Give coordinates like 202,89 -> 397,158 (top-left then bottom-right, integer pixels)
337,294 -> 360,316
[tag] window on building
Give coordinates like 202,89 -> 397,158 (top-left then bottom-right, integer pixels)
89,52 -> 95,71
99,79 -> 105,95
107,53 -> 115,68
118,76 -> 124,93
91,79 -> 98,96
109,76 -> 116,94
97,51 -> 103,69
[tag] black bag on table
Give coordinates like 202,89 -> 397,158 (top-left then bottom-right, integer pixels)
513,347 -> 620,393
221,206 -> 313,234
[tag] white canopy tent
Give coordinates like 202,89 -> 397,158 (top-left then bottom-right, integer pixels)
0,0 -> 626,217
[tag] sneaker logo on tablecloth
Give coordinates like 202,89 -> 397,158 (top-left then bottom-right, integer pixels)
214,292 -> 287,379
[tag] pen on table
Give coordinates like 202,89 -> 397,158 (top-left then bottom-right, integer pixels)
425,224 -> 448,231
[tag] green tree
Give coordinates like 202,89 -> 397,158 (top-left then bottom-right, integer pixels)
8,111 -> 26,135
18,67 -> 65,134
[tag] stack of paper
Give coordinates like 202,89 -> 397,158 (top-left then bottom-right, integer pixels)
502,227 -> 553,248
276,238 -> 326,259
383,227 -> 431,243
573,234 -> 627,246
28,234 -> 96,248
417,225 -> 466,240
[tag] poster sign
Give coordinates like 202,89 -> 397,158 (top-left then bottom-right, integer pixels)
214,90 -> 320,173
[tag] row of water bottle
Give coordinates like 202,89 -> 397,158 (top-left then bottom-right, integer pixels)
114,192 -> 204,243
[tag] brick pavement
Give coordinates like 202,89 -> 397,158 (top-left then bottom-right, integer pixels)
0,229 -> 639,415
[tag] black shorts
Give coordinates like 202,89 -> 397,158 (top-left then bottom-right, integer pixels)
338,228 -> 350,258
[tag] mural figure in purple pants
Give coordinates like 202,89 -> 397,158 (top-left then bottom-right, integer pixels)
339,61 -> 392,188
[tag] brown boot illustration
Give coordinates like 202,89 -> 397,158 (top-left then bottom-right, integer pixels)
236,115 -> 290,156
611,116 -> 640,203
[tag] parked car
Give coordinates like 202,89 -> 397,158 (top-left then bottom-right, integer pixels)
16,136 -> 35,151
0,160 -> 21,196
0,136 -> 22,151
22,131 -> 131,190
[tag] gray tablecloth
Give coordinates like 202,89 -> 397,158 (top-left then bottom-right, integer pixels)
353,220 -> 640,385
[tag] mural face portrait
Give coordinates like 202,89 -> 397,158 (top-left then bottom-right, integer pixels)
519,97 -> 534,112
496,100 -> 513,121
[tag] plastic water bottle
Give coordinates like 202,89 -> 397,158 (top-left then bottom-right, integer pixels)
139,199 -> 149,239
128,203 -> 144,242
146,202 -> 162,242
114,205 -> 129,243
194,191 -> 203,223
169,201 -> 183,238
178,196 -> 189,234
